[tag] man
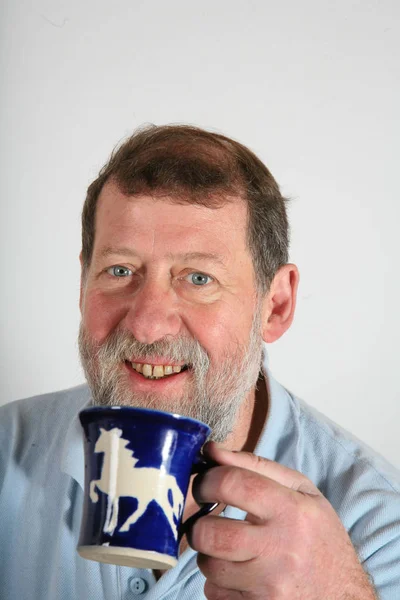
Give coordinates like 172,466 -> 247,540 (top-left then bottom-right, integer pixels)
0,124 -> 399,599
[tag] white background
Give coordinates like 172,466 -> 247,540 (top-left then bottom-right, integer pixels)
1,1 -> 399,467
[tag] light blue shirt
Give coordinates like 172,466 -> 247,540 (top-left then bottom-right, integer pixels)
1,355 -> 400,599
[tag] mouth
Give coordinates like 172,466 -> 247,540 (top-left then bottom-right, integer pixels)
124,360 -> 190,381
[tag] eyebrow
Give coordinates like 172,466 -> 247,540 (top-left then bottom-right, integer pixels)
99,246 -> 228,268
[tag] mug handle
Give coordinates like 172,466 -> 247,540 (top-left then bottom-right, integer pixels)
177,456 -> 220,542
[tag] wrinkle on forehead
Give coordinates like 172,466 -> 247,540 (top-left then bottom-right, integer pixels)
149,228 -> 156,258
95,188 -> 249,263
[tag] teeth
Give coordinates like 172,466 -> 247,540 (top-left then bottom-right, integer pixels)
131,362 -> 186,379
142,364 -> 152,377
153,365 -> 164,378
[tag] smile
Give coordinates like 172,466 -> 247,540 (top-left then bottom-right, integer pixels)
125,361 -> 190,380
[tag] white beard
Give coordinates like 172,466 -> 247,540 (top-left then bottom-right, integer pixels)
78,304 -> 264,443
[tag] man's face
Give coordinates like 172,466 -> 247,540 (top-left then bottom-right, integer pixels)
79,182 -> 265,442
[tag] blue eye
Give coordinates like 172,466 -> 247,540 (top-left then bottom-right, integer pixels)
187,273 -> 213,286
107,266 -> 133,277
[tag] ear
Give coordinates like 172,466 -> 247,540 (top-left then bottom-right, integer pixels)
261,264 -> 299,343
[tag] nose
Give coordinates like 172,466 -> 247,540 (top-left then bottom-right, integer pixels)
123,279 -> 182,344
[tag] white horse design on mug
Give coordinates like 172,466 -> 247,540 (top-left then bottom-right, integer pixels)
89,427 -> 185,538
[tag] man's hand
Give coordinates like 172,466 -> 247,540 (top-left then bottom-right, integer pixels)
188,442 -> 376,600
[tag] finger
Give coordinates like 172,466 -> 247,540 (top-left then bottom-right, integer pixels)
205,442 -> 320,496
193,464 -> 299,520
188,514 -> 262,561
198,553 -> 260,593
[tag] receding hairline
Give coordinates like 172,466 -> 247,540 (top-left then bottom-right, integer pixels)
96,176 -> 248,211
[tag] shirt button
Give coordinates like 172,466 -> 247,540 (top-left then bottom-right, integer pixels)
128,576 -> 147,595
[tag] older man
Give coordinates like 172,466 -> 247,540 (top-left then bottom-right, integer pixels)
0,125 -> 399,599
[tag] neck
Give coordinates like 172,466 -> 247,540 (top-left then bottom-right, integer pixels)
223,372 -> 269,453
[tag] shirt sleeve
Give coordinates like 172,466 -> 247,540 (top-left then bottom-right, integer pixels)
332,458 -> 400,598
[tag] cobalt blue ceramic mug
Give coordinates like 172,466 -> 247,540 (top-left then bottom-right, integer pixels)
77,406 -> 218,570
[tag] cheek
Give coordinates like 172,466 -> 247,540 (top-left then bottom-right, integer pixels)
187,303 -> 254,359
82,291 -> 126,344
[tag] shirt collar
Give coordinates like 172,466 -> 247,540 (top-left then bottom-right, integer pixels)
258,345 -> 297,462
60,393 -> 92,490
223,344 -> 298,521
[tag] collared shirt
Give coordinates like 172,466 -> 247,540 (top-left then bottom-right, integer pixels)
1,351 -> 400,599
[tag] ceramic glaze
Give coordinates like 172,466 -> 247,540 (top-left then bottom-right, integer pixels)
78,406 -> 211,569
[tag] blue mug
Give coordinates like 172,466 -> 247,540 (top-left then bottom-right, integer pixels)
77,406 -> 218,569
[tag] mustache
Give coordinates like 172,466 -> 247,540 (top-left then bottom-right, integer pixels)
79,326 -> 211,371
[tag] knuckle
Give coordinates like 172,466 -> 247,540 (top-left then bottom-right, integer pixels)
197,554 -> 227,581
240,451 -> 272,474
295,495 -> 322,530
220,465 -> 258,499
252,453 -> 270,470
193,515 -> 255,560
280,548 -> 306,574
217,466 -> 242,498
190,515 -> 211,552
272,498 -> 323,570
284,497 -> 315,536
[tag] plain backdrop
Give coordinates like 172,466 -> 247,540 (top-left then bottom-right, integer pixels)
1,0 -> 399,467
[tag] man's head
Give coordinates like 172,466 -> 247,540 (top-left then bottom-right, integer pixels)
78,125 -> 299,442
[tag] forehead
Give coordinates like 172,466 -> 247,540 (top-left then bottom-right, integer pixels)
93,182 -> 250,262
